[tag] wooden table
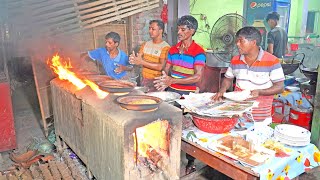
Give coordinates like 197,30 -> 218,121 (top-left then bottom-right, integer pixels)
181,138 -> 259,180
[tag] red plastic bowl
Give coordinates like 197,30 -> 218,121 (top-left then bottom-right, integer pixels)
191,114 -> 238,134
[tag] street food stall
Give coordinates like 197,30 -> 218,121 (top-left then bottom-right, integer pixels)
176,92 -> 320,180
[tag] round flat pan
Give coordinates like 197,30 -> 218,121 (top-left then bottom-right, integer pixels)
98,80 -> 135,93
84,75 -> 113,84
116,95 -> 162,111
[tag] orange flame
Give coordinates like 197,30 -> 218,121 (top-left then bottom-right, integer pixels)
50,55 -> 86,89
133,120 -> 169,161
49,54 -> 109,99
83,79 -> 108,99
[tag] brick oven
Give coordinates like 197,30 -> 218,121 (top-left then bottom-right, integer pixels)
51,78 -> 182,180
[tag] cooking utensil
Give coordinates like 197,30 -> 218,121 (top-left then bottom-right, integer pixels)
299,53 -> 318,83
98,80 -> 135,93
67,68 -> 99,76
84,75 -> 113,84
116,95 -> 162,111
299,67 -> 318,83
281,53 -> 305,75
146,91 -> 181,104
191,113 -> 238,134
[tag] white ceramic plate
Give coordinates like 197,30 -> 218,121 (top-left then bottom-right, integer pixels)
276,137 -> 310,147
275,124 -> 311,139
274,131 -> 310,142
285,86 -> 300,92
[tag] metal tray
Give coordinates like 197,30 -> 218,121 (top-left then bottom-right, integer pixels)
116,95 -> 162,111
84,75 -> 113,84
98,80 -> 135,93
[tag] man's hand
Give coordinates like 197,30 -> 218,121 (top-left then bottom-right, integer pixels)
211,91 -> 225,102
129,51 -> 143,65
154,71 -> 173,91
114,64 -> 126,74
249,89 -> 260,99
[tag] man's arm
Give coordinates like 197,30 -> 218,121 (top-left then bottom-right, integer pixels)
169,65 -> 204,85
154,65 -> 204,91
163,62 -> 172,75
267,32 -> 275,55
267,43 -> 274,55
130,46 -> 169,71
251,81 -> 284,97
212,77 -> 233,101
137,56 -> 166,71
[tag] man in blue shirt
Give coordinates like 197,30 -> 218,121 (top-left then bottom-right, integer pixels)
83,32 -> 132,79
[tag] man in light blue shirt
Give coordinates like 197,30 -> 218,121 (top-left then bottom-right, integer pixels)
83,32 -> 132,79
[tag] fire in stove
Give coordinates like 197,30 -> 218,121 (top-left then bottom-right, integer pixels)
133,120 -> 170,172
48,54 -> 108,99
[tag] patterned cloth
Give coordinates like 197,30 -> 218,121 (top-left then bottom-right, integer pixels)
167,40 -> 206,92
182,123 -> 320,180
226,48 -> 285,121
139,40 -> 170,79
275,90 -> 312,109
88,48 -> 129,79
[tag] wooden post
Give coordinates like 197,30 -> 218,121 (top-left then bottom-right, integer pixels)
311,68 -> 320,148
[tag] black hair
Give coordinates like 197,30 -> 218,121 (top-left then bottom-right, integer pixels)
236,26 -> 262,46
178,15 -> 198,32
149,20 -> 165,30
105,32 -> 121,44
266,12 -> 280,21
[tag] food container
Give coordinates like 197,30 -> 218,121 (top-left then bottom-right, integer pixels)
191,113 -> 238,134
98,80 -> 135,93
116,95 -> 162,111
84,75 -> 113,84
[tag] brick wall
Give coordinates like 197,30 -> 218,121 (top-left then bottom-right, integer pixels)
130,2 -> 164,51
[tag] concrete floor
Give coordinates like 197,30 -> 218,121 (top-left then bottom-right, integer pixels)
1,78 -> 320,179
0,79 -> 45,171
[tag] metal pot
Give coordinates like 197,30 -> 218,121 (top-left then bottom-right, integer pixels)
299,53 -> 318,83
300,67 -> 318,83
281,53 -> 305,75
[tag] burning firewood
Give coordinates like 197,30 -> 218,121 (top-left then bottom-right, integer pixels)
146,149 -> 162,165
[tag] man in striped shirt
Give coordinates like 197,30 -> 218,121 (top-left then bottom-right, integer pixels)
154,15 -> 206,95
153,15 -> 206,175
129,20 -> 170,92
212,26 -> 285,121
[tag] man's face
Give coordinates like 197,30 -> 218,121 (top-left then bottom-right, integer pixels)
236,36 -> 256,55
177,25 -> 194,41
149,22 -> 162,39
105,38 -> 118,51
267,19 -> 276,28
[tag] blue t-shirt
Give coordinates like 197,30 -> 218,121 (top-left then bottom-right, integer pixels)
88,48 -> 129,79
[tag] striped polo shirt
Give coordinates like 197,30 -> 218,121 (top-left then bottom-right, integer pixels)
139,41 -> 170,79
225,48 -> 285,90
226,48 -> 285,121
167,41 -> 206,92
